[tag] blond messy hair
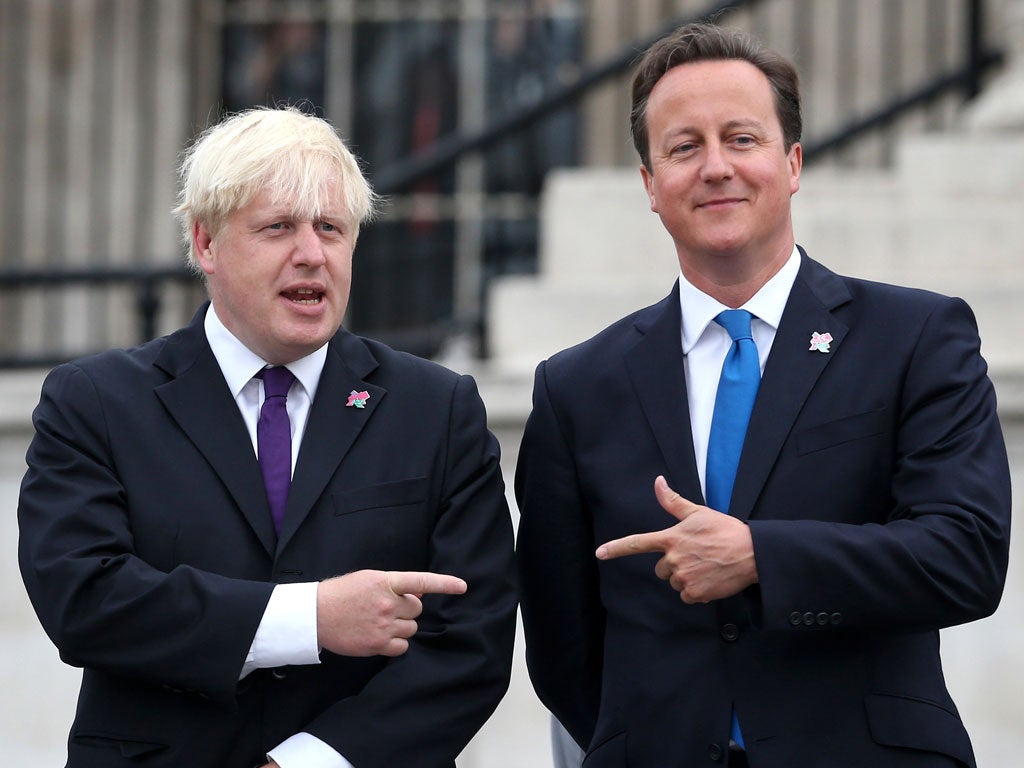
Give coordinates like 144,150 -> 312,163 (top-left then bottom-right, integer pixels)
173,106 -> 379,273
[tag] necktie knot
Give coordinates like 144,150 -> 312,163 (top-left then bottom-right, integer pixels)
259,366 -> 295,399
714,309 -> 754,342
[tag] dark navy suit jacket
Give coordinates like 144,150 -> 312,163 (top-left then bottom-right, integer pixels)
516,251 -> 1010,767
19,304 -> 517,767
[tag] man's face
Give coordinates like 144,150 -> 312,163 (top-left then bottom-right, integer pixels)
194,187 -> 355,364
640,59 -> 801,279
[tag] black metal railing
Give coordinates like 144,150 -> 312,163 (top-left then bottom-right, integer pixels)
0,266 -> 199,369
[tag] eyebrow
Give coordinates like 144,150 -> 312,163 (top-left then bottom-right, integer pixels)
661,118 -> 769,141
722,118 -> 768,133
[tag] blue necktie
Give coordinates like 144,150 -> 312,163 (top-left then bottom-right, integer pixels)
706,309 -> 760,514
257,366 -> 295,534
705,309 -> 760,749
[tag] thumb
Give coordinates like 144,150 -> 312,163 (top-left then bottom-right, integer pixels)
653,475 -> 699,521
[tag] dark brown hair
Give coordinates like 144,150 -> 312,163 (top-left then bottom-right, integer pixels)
630,22 -> 802,170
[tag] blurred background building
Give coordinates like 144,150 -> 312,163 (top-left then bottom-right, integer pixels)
0,0 -> 999,363
1,0 -> 1022,765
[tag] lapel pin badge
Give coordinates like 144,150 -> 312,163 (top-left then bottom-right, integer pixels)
809,331 -> 833,353
346,390 -> 370,408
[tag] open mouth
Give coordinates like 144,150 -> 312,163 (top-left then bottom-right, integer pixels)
283,288 -> 324,305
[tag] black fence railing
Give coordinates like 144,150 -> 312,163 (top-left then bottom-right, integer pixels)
0,0 -> 1003,370
0,266 -> 199,369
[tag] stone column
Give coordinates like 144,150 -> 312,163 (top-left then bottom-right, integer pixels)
964,0 -> 1024,130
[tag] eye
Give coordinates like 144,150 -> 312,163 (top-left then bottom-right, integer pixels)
319,221 -> 337,232
732,135 -> 756,147
266,222 -> 287,231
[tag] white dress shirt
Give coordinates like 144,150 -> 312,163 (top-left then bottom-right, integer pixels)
679,247 -> 800,499
204,305 -> 353,768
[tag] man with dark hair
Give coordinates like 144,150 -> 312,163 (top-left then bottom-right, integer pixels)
19,107 -> 517,768
516,22 -> 1009,768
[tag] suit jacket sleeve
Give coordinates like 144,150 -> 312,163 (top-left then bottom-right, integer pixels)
515,360 -> 604,750
18,362 -> 274,704
304,374 -> 517,766
750,296 -> 1011,632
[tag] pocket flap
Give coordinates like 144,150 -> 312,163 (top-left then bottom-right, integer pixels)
797,408 -> 885,455
332,477 -> 429,515
865,692 -> 973,765
73,731 -> 167,758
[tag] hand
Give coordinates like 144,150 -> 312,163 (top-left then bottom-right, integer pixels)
595,476 -> 758,604
316,570 -> 467,657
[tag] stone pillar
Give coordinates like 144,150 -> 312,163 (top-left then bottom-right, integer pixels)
964,0 -> 1024,130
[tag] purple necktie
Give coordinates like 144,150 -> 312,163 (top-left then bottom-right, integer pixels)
257,367 -> 295,534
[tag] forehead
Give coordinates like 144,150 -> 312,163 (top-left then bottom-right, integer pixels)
648,58 -> 776,122
238,179 -> 346,220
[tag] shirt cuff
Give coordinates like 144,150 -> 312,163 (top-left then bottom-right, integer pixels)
240,582 -> 320,679
268,732 -> 354,768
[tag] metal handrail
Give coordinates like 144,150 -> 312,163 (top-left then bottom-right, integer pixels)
0,265 -> 199,369
803,51 -> 1004,161
372,0 -> 752,195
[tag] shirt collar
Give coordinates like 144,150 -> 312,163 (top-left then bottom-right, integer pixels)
678,245 -> 801,354
204,303 -> 328,402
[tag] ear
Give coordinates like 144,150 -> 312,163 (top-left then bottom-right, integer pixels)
788,142 -> 803,195
640,164 -> 658,213
193,221 -> 216,276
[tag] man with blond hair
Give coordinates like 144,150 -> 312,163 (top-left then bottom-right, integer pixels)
19,107 -> 516,768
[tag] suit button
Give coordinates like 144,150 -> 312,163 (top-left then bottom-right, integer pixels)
789,611 -> 802,626
816,611 -> 829,626
830,612 -> 843,625
709,742 -> 724,762
803,611 -> 815,626
720,623 -> 739,642
271,668 -> 287,680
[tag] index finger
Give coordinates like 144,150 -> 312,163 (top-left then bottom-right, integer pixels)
388,571 -> 468,596
595,531 -> 669,561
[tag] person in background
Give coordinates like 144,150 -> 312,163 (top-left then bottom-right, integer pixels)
19,106 -> 517,768
515,22 -> 1010,768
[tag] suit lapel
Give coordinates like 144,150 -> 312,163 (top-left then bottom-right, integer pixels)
729,253 -> 852,520
625,286 -> 704,501
153,305 -> 278,556
275,330 -> 384,553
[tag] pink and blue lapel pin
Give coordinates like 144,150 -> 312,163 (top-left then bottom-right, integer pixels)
808,331 -> 833,353
346,390 -> 370,408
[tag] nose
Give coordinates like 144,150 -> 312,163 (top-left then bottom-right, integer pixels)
292,223 -> 326,267
700,142 -> 733,182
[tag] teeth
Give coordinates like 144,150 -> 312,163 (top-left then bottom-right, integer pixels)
287,288 -> 321,305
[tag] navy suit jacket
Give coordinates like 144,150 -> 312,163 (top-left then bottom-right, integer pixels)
516,251 -> 1010,767
19,304 -> 517,768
